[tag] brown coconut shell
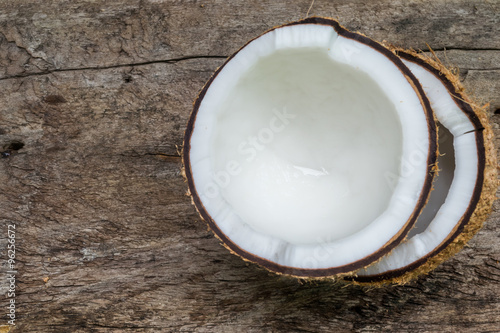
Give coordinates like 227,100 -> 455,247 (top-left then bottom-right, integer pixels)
182,17 -> 438,278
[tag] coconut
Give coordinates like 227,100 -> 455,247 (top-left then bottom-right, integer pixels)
183,17 -> 438,278
350,49 -> 498,284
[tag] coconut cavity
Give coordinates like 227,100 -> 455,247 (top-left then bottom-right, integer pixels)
210,48 -> 402,245
406,125 -> 455,238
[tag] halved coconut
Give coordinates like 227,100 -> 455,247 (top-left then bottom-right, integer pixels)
183,17 -> 438,277
352,49 -> 498,284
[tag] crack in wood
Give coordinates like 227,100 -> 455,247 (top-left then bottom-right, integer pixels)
0,55 -> 228,81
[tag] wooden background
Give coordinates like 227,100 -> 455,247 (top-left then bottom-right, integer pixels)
0,0 -> 499,332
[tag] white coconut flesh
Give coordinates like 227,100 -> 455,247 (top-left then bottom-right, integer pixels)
188,24 -> 433,271
357,58 -> 479,277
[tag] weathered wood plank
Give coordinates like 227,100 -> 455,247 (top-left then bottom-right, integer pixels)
1,0 -> 498,79
0,0 -> 499,332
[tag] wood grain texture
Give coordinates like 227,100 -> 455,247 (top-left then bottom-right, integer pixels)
0,0 -> 499,332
